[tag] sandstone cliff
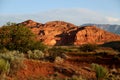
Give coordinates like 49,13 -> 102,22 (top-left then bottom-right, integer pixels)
19,20 -> 120,45
20,20 -> 78,45
74,26 -> 120,45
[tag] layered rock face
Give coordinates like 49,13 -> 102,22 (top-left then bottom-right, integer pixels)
74,26 -> 120,45
19,20 -> 120,45
20,20 -> 78,45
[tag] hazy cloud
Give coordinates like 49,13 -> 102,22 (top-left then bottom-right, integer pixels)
0,8 -> 120,26
106,17 -> 120,22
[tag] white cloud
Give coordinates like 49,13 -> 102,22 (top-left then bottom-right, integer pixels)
106,17 -> 120,22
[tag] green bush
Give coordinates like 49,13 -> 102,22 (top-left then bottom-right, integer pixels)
79,44 -> 97,52
0,50 -> 24,77
30,41 -> 46,51
91,63 -> 108,80
0,23 -> 34,52
27,50 -> 44,60
0,51 -> 24,62
0,59 -> 10,75
0,23 -> 46,52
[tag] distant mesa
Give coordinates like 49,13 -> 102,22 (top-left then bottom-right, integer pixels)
18,20 -> 120,45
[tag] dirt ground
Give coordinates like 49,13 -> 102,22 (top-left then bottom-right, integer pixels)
9,52 -> 120,80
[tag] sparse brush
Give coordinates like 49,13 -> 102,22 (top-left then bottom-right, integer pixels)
79,44 -> 97,52
27,50 -> 44,60
48,47 -> 67,58
0,50 -> 25,77
0,59 -> 10,75
54,56 -> 64,64
95,49 -> 119,56
91,63 -> 108,80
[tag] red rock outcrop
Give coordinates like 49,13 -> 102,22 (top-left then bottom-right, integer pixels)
42,21 -> 78,45
19,20 -> 120,45
20,20 -> 78,45
74,26 -> 120,45
20,20 -> 43,28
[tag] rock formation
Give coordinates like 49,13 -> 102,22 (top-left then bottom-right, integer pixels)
74,26 -> 120,45
19,20 -> 120,45
20,20 -> 78,45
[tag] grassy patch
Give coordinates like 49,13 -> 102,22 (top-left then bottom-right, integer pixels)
91,63 -> 108,80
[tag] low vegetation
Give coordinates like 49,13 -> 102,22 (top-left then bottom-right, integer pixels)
0,50 -> 24,79
102,41 -> 120,52
27,50 -> 44,60
0,58 -> 10,76
47,47 -> 67,62
0,23 -> 46,52
79,44 -> 97,52
91,63 -> 108,80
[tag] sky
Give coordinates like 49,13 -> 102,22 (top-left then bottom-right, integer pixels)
0,0 -> 120,25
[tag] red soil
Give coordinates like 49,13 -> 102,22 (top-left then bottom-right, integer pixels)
17,59 -> 55,79
15,58 -> 96,80
9,51 -> 120,80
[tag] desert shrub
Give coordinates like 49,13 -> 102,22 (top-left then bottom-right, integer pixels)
0,23 -> 47,52
54,57 -> 64,64
30,41 -> 46,51
0,23 -> 34,52
0,59 -> 10,75
0,50 -> 24,77
48,47 -> 67,62
79,44 -> 97,52
48,47 -> 66,57
0,59 -> 10,80
91,63 -> 108,80
0,50 -> 24,61
27,50 -> 44,60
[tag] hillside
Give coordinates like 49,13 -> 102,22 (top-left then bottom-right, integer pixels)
74,26 -> 120,45
19,20 -> 120,45
19,20 -> 78,45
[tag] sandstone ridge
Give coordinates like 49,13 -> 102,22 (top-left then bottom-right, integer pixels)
19,20 -> 120,45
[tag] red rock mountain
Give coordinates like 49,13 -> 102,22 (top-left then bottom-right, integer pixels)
74,26 -> 120,45
19,20 -> 120,45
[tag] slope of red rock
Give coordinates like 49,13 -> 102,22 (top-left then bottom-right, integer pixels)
42,21 -> 78,45
74,26 -> 120,45
20,20 -> 78,45
19,20 -> 120,45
